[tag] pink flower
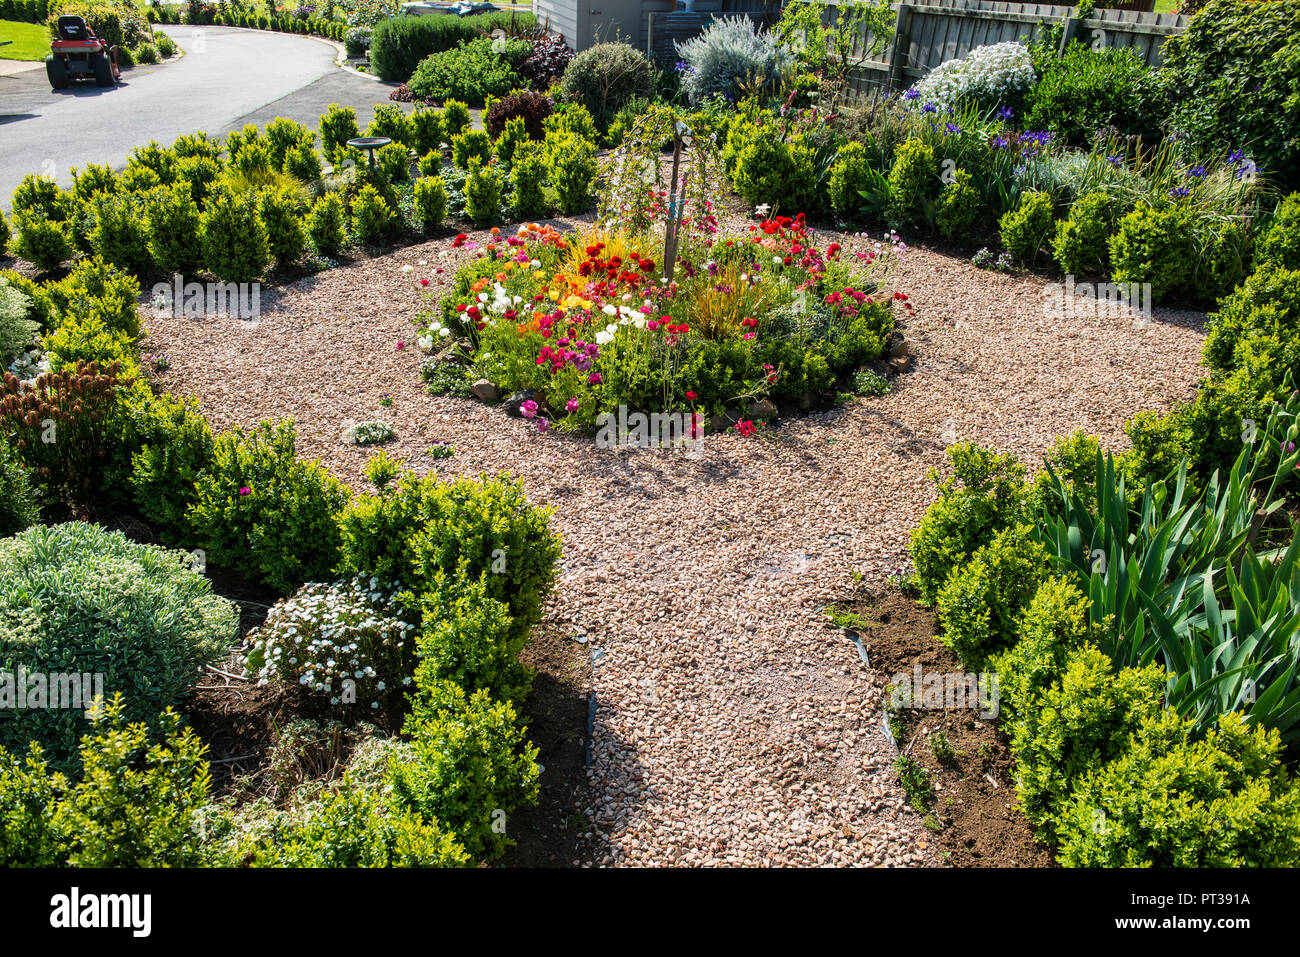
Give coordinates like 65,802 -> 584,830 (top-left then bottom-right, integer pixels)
420,278 -> 429,287
565,398 -> 579,413
685,390 -> 697,401
536,417 -> 550,433
238,486 -> 251,496
588,373 -> 603,384
397,340 -> 406,350
520,399 -> 538,418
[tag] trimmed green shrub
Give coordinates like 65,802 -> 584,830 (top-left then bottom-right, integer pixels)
320,103 -> 361,165
1010,645 -> 1166,839
411,107 -> 446,157
416,568 -> 529,706
493,116 -> 528,168
88,191 -> 151,276
909,442 -> 1029,603
934,168 -> 980,240
998,189 -> 1055,265
509,142 -> 547,219
257,185 -> 308,269
885,138 -> 938,229
175,154 -> 221,205
369,11 -> 536,84
407,36 -> 529,107
12,214 -> 73,272
1024,44 -> 1169,149
216,779 -> 469,867
442,99 -> 472,138
0,523 -> 236,768
0,699 -> 212,867
283,141 -> 323,182
1108,201 -> 1195,303
1052,189 -> 1122,276
1255,192 -> 1300,272
463,157 -> 503,228
337,465 -> 561,642
451,129 -> 493,171
126,390 -> 214,539
306,191 -> 349,257
413,175 -> 447,234
936,523 -> 1052,669
992,576 -> 1095,725
200,187 -> 270,283
546,132 -> 596,216
145,182 -> 203,274
391,678 -> 540,860
187,419 -> 350,593
1057,710 -> 1300,867
559,42 -> 654,130
350,183 -> 396,245
366,103 -> 416,148
733,133 -> 814,212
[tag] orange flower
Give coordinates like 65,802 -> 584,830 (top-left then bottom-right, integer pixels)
495,272 -> 508,282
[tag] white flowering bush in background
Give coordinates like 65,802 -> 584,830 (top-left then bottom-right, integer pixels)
675,16 -> 793,106
909,41 -> 1036,114
244,577 -> 417,711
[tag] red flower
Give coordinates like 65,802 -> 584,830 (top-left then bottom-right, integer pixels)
686,390 -> 697,400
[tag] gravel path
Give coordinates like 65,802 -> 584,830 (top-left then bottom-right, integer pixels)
143,225 -> 1208,866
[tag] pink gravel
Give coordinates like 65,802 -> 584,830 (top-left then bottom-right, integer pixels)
142,223 -> 1208,866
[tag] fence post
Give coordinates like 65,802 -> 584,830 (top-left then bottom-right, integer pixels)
1056,14 -> 1078,57
886,3 -> 912,95
646,12 -> 655,59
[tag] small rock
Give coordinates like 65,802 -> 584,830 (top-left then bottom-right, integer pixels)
887,354 -> 913,374
471,379 -> 499,401
502,389 -> 537,416
889,337 -> 910,358
749,398 -> 778,421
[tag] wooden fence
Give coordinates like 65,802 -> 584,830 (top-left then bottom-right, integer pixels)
624,0 -> 1190,101
840,0 -> 1189,97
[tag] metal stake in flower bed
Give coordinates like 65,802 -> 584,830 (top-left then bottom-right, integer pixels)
662,121 -> 694,284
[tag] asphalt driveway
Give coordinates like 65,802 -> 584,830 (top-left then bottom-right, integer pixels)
0,25 -> 402,205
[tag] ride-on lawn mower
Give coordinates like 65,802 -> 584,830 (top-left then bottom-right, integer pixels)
45,15 -> 121,89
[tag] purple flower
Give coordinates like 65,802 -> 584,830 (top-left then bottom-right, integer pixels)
997,105 -> 1014,120
1188,165 -> 1207,178
536,417 -> 550,433
921,102 -> 937,114
1228,149 -> 1245,164
944,122 -> 960,135
1106,154 -> 1123,167
565,397 -> 579,413
902,88 -> 920,101
1170,186 -> 1191,198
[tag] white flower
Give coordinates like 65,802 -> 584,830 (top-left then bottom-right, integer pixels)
601,304 -> 617,316
401,264 -> 413,273
438,327 -> 450,337
595,330 -> 615,345
755,203 -> 770,217
418,335 -> 434,351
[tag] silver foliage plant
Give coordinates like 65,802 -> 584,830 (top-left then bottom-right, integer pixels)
675,17 -> 793,107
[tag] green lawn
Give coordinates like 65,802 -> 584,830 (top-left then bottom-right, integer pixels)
1153,0 -> 1179,12
0,19 -> 48,61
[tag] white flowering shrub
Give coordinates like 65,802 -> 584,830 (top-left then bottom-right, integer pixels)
908,41 -> 1036,115
675,17 -> 792,106
344,420 -> 396,446
244,577 -> 417,711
